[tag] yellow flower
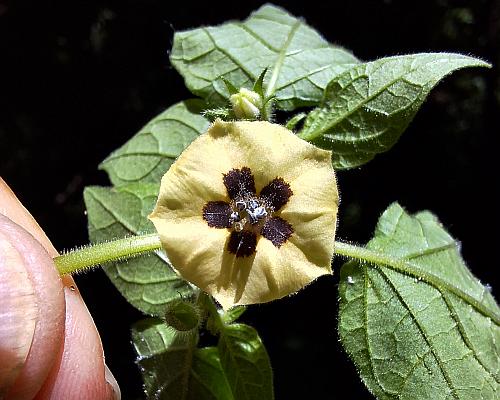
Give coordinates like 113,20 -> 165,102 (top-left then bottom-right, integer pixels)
149,119 -> 338,309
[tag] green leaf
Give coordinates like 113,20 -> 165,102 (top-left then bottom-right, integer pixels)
285,112 -> 306,131
218,323 -> 274,400
100,100 -> 209,187
170,4 -> 358,111
202,107 -> 233,122
132,318 -> 234,400
252,68 -> 268,98
220,306 -> 246,325
298,53 -> 490,169
84,184 -> 193,316
338,203 -> 500,400
190,348 -> 234,400
221,78 -> 239,95
133,318 -> 193,399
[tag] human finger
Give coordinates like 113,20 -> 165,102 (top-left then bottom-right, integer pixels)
0,178 -> 120,399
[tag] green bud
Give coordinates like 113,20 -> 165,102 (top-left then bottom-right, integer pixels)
164,299 -> 201,333
230,88 -> 263,120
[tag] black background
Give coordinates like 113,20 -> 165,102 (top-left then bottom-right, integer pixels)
1,0 -> 499,399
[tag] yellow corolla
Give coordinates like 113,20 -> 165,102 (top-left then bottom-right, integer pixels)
149,119 -> 339,310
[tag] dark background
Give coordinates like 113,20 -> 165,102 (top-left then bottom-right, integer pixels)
1,0 -> 499,398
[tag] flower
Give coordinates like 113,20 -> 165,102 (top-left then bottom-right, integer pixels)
149,119 -> 338,309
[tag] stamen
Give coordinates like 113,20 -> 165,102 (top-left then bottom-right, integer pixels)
230,193 -> 278,233
254,206 -> 267,218
230,211 -> 240,222
247,212 -> 258,224
248,199 -> 259,210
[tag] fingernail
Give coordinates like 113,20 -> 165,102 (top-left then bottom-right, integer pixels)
0,231 -> 37,395
104,364 -> 121,400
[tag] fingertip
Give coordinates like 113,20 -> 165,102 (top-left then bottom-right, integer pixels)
0,229 -> 37,397
35,285 -> 121,399
105,364 -> 121,400
0,215 -> 66,400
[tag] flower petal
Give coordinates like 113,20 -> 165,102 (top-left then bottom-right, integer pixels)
203,201 -> 232,229
280,161 -> 338,269
214,238 -> 331,309
259,177 -> 293,211
227,230 -> 258,257
260,217 -> 293,247
212,120 -> 334,194
223,167 -> 256,199
149,212 -> 229,292
150,123 -> 237,220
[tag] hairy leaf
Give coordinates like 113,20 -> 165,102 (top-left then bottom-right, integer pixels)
100,100 -> 209,187
132,318 -> 233,400
170,4 -> 358,111
221,306 -> 246,325
84,184 -> 192,316
218,323 -> 274,400
339,203 -> 500,400
299,53 -> 490,169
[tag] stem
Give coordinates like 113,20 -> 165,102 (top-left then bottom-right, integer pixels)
260,98 -> 273,122
53,236 -> 499,325
334,241 -> 386,264
54,233 -> 162,275
53,236 -> 380,277
199,291 -> 226,334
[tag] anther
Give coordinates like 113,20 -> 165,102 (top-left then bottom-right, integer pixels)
248,213 -> 258,224
254,206 -> 267,218
248,199 -> 259,210
230,211 -> 240,222
235,200 -> 246,210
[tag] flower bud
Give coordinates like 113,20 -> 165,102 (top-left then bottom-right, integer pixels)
164,299 -> 201,333
230,88 -> 263,120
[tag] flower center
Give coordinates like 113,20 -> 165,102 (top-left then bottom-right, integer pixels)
201,167 -> 295,257
230,196 -> 270,232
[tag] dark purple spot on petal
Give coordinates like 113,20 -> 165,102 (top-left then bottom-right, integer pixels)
259,177 -> 293,211
261,217 -> 293,248
203,201 -> 232,228
227,230 -> 257,257
223,167 -> 256,200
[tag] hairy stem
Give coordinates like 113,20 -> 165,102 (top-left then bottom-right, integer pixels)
54,235 -> 500,325
54,235 -> 367,276
54,233 -> 162,275
199,291 -> 225,333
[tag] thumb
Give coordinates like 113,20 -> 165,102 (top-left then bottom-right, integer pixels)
0,214 -> 65,399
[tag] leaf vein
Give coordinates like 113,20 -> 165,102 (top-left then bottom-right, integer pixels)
266,19 -> 301,98
302,61 -> 432,140
202,27 -> 255,82
363,264 -> 391,395
405,243 -> 456,260
237,24 -> 280,53
442,291 -> 500,385
378,268 -> 460,399
89,191 -> 137,233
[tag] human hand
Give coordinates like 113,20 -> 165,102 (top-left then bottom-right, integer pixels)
0,178 -> 120,399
